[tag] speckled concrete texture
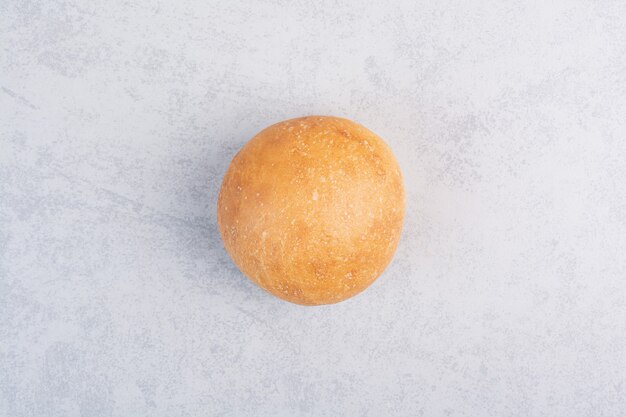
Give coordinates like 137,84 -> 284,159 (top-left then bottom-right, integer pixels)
1,1 -> 626,416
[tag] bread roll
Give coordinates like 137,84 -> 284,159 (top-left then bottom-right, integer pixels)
217,116 -> 404,305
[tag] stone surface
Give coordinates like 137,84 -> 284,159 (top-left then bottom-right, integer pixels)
1,0 -> 626,416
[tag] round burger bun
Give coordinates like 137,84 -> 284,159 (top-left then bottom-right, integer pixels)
217,116 -> 405,305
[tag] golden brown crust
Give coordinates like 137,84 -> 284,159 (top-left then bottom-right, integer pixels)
217,116 -> 405,305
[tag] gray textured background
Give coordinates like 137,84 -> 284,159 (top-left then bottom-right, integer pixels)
2,0 -> 626,416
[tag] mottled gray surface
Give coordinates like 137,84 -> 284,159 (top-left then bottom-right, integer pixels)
1,0 -> 626,416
